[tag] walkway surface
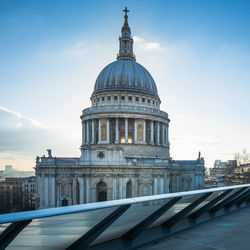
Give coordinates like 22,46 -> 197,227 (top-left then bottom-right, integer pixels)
146,206 -> 250,250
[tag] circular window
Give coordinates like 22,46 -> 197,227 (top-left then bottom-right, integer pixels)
97,151 -> 105,159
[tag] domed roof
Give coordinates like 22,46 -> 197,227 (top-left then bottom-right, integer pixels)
92,59 -> 159,99
92,8 -> 160,100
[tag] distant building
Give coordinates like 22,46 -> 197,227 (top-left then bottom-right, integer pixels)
2,165 -> 34,178
0,170 -> 3,179
0,176 -> 36,214
210,160 -> 237,176
231,163 -> 250,185
22,176 -> 36,211
0,178 -> 23,213
213,160 -> 236,169
205,175 -> 225,188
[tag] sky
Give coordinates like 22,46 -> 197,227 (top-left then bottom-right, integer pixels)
0,0 -> 250,171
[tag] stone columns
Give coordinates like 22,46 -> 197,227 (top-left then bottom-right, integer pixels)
78,177 -> 84,204
131,179 -> 135,197
86,120 -> 89,144
91,119 -> 95,144
107,119 -> 110,143
176,175 -> 180,192
86,178 -> 90,203
134,178 -> 138,197
157,122 -> 160,145
166,125 -> 169,146
119,178 -> 123,199
37,174 -> 41,198
115,118 -> 119,143
159,178 -> 164,194
50,175 -> 55,207
44,174 -> 49,208
143,120 -> 146,143
150,121 -> 154,144
56,184 -> 60,207
40,174 -> 44,208
113,178 -> 117,200
165,175 -> 170,193
98,119 -> 101,143
82,121 -> 85,145
134,119 -> 137,143
162,124 -> 165,146
125,118 -> 128,143
72,177 -> 77,205
153,177 -> 158,195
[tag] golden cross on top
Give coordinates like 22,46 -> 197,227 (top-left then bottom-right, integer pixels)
123,7 -> 129,16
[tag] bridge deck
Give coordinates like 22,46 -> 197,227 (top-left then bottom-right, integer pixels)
147,206 -> 250,250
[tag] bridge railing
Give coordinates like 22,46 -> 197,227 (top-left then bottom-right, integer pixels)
0,184 -> 249,250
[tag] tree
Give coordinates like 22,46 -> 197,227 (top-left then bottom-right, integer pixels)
234,148 -> 250,165
225,149 -> 250,185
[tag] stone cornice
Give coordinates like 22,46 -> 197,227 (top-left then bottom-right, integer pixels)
81,105 -> 169,121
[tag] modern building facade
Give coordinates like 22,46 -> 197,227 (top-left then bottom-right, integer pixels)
36,9 -> 205,209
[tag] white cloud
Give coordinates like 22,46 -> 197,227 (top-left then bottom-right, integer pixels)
133,36 -> 165,51
62,41 -> 87,56
0,106 -> 67,130
0,106 -> 78,152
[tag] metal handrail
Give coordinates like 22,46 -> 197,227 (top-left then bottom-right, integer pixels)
0,184 -> 249,224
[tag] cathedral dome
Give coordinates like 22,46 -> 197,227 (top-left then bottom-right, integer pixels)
91,7 -> 159,100
92,59 -> 159,99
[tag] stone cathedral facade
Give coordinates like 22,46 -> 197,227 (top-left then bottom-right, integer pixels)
36,9 -> 205,209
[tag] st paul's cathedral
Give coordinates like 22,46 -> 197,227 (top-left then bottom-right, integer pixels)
36,8 -> 205,209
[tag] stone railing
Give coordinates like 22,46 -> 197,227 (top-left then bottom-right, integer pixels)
82,105 -> 169,119
37,157 -> 80,166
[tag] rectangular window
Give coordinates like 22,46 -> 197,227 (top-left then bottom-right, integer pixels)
136,97 -> 139,102
114,96 -> 118,101
107,96 -> 111,101
148,99 -> 151,104
142,98 -> 145,103
137,120 -> 144,141
102,96 -> 105,102
128,96 -> 132,101
121,96 -> 125,101
97,97 -> 100,102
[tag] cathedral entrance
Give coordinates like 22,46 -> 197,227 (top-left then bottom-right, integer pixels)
62,198 -> 68,206
126,181 -> 132,198
97,182 -> 107,202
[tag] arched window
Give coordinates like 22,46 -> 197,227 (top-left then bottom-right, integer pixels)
126,181 -> 132,198
96,182 -> 107,202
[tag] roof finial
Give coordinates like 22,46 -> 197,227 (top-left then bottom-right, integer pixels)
117,7 -> 135,61
123,7 -> 129,16
123,7 -> 129,24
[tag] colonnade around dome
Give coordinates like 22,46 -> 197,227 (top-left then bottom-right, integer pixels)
81,117 -> 169,147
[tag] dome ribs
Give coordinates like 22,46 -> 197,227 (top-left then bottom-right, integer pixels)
92,59 -> 159,99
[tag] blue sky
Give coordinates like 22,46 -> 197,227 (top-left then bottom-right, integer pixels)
0,0 -> 250,170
